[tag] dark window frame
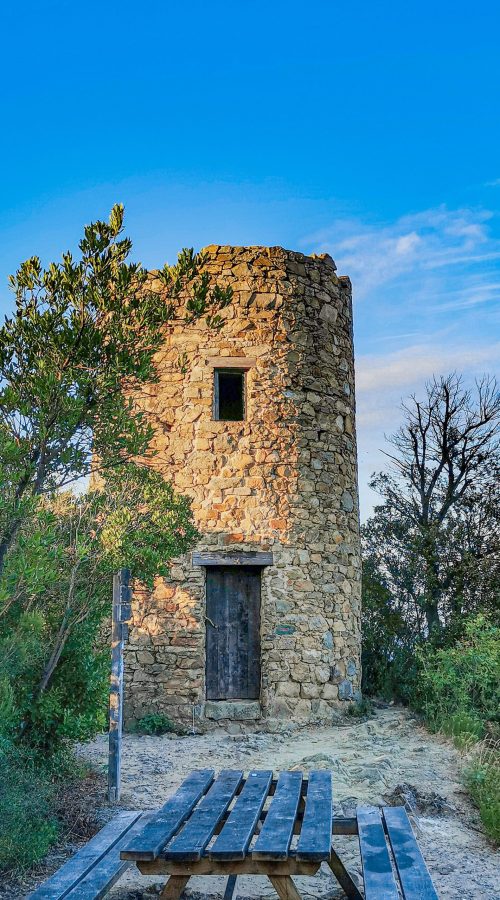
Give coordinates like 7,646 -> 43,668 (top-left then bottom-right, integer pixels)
213,368 -> 246,421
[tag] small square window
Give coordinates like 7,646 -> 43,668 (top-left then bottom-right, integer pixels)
214,369 -> 245,421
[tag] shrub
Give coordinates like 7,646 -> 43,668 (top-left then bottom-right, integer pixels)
465,742 -> 500,844
413,617 -> 499,845
361,558 -> 421,701
23,619 -> 110,751
0,739 -> 58,872
416,616 -> 500,741
439,711 -> 485,750
346,698 -> 373,718
0,604 -> 110,753
133,713 -> 177,736
0,465 -> 199,755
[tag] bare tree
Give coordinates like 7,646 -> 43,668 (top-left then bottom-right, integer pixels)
373,373 -> 500,634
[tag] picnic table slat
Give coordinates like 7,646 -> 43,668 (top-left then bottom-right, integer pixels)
164,770 -> 244,861
120,769 -> 215,861
296,770 -> 332,861
252,771 -> 303,860
29,811 -> 141,900
383,807 -> 439,899
357,807 -> 399,900
65,815 -> 151,900
210,770 -> 273,861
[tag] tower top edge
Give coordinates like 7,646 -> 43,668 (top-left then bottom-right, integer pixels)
199,244 -> 338,271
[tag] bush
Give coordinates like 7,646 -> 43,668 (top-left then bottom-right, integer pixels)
439,711 -> 485,749
362,609 -> 500,844
416,616 -> 500,741
0,739 -> 58,872
0,466 -> 199,756
0,606 -> 110,753
361,558 -> 421,701
133,713 -> 177,736
22,619 -> 110,751
465,743 -> 500,843
415,617 -> 500,844
346,698 -> 373,718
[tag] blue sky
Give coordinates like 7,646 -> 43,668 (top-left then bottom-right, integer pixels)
1,1 -> 499,518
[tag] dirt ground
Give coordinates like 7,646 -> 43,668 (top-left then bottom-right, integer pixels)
22,706 -> 500,899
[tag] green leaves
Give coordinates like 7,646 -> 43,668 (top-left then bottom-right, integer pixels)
108,202 -> 124,236
185,270 -> 210,320
211,282 -> 233,308
0,462 -> 199,754
0,207 -> 233,575
98,463 -> 199,587
416,616 -> 500,752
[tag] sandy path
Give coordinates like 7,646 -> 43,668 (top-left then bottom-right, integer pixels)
77,707 -> 499,899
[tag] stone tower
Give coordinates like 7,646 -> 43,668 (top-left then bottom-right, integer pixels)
125,245 -> 361,730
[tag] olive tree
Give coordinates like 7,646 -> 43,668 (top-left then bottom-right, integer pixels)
0,205 -> 231,576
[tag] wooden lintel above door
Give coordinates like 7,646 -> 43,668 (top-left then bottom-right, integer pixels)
192,551 -> 273,567
205,356 -> 257,368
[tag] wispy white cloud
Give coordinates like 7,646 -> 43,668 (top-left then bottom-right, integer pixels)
303,204 -> 500,518
433,280 -> 500,312
356,341 -> 500,395
304,205 -> 500,302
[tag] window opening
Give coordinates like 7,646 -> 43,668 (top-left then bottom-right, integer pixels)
214,369 -> 245,421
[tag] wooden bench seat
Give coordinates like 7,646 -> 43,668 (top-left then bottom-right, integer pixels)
357,806 -> 439,899
28,811 -> 147,900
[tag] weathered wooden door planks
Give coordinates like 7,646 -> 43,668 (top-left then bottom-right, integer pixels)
206,566 -> 261,700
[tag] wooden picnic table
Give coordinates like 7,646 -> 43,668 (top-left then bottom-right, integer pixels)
120,769 -> 439,900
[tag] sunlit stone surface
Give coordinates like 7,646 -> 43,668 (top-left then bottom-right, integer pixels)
125,246 -> 361,730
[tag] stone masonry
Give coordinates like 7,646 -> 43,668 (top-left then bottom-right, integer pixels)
124,245 -> 361,730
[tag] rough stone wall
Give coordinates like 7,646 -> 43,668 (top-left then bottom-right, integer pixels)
124,246 -> 361,730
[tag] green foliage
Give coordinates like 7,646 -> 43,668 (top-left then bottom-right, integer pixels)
361,376 -> 500,843
410,617 -> 500,845
465,744 -> 500,843
0,207 -> 232,872
0,736 -> 85,873
0,206 -> 232,575
440,711 -> 485,749
362,504 -> 499,843
133,713 -> 177,735
415,617 -> 500,739
361,386 -> 499,703
361,553 -> 421,701
99,465 -> 199,588
0,464 -> 199,753
0,738 -> 58,872
346,698 -> 373,718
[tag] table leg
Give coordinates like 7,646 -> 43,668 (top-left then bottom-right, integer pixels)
268,875 -> 303,900
223,874 -> 238,898
159,874 -> 190,899
328,848 -> 363,900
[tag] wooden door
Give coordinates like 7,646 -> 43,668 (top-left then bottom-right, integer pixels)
205,566 -> 261,700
